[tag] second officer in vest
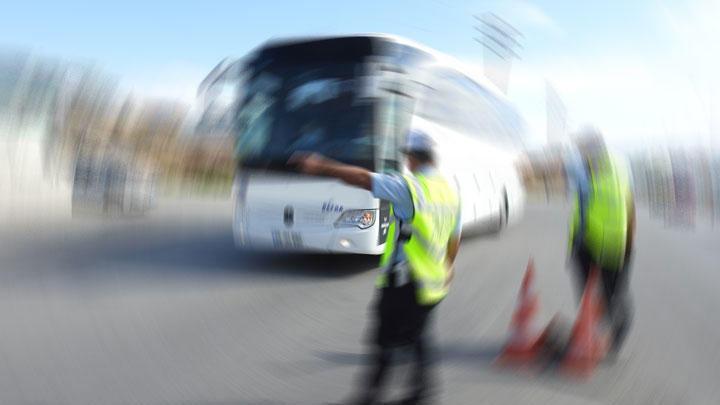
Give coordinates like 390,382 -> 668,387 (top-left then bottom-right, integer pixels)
568,129 -> 635,356
293,129 -> 461,405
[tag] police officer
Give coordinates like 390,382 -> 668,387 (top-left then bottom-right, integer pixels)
568,128 -> 635,355
293,129 -> 461,405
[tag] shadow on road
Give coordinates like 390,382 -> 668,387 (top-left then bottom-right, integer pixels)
440,341 -> 505,365
3,222 -> 378,284
107,229 -> 379,280
314,341 -> 504,368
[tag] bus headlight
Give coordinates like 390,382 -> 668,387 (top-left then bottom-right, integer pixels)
335,209 -> 376,229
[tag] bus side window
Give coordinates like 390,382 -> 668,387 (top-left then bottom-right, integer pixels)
455,173 -> 476,223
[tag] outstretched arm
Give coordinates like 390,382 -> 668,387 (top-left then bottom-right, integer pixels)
290,153 -> 372,191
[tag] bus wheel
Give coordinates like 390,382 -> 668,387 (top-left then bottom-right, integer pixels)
503,190 -> 509,225
497,190 -> 509,231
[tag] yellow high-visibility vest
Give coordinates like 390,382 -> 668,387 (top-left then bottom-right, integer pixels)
377,172 -> 459,305
570,155 -> 632,270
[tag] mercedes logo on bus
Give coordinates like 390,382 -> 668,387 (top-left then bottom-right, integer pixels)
283,205 -> 294,227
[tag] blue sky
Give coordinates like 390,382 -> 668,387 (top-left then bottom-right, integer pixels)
2,0 -> 718,148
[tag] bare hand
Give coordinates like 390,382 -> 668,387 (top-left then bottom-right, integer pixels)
444,265 -> 455,288
289,152 -> 327,176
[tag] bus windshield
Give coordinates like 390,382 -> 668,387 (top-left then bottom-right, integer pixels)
235,62 -> 375,170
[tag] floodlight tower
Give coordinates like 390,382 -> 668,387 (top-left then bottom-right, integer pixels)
474,12 -> 523,95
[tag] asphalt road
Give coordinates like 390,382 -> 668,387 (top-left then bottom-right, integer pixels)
0,199 -> 718,405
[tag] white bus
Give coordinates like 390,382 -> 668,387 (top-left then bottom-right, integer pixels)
200,35 -> 526,254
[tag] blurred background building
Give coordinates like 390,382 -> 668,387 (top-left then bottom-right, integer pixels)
0,51 -> 234,221
2,45 -> 719,229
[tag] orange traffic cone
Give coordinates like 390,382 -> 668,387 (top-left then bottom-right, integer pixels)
561,266 -> 609,377
497,258 -> 545,364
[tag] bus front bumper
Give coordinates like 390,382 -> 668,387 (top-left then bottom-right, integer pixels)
233,223 -> 386,255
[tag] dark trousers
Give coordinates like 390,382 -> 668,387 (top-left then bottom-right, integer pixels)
573,244 -> 633,352
353,283 -> 436,405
